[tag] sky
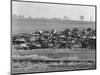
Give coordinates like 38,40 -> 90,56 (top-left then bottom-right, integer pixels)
12,1 -> 95,21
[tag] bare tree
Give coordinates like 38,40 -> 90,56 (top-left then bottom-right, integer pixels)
80,16 -> 84,21
64,16 -> 70,20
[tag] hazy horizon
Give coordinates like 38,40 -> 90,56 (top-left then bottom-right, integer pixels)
12,1 -> 95,21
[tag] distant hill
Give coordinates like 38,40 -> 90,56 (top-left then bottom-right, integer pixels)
12,18 -> 95,34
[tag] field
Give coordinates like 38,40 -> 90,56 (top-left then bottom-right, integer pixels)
12,19 -> 95,34
11,48 -> 96,74
11,18 -> 96,74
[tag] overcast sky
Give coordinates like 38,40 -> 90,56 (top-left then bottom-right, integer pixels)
12,1 -> 95,21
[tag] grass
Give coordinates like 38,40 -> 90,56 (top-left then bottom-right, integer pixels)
12,48 -> 95,61
12,19 -> 95,34
11,48 -> 96,74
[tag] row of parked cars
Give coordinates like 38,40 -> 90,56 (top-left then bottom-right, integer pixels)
12,28 -> 96,50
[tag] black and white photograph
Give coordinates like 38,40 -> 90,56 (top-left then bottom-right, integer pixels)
11,0 -> 96,74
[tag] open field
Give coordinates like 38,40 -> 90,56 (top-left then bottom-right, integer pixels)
12,19 -> 95,34
11,48 -> 96,74
12,48 -> 95,60
11,19 -> 96,74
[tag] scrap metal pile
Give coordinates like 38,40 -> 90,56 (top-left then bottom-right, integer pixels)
12,28 -> 96,50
